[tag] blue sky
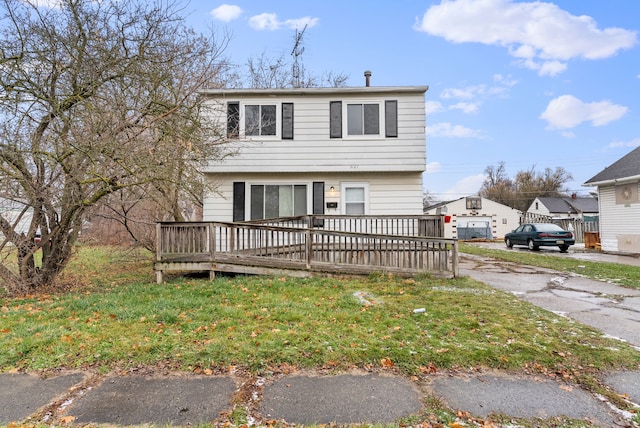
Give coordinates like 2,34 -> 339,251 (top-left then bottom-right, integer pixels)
186,0 -> 638,201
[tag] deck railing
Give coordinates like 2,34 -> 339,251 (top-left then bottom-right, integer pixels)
155,217 -> 457,282
246,214 -> 444,237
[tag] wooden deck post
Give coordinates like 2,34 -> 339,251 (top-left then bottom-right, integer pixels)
209,222 -> 216,280
155,223 -> 163,283
305,222 -> 312,269
451,240 -> 459,277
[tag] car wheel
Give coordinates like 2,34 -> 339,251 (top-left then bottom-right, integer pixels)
559,245 -> 569,253
505,237 -> 513,248
527,239 -> 539,251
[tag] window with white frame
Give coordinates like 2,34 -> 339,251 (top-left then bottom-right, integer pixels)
347,103 -> 379,135
250,184 -> 307,220
342,183 -> 369,215
330,100 -> 397,138
227,102 -> 294,139
245,104 -> 276,136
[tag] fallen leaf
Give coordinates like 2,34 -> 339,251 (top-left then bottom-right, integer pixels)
381,357 -> 394,368
419,363 -> 437,374
559,384 -> 573,392
60,415 -> 76,424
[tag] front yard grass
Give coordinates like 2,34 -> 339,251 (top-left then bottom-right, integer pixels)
1,246 -> 639,427
1,247 -> 638,376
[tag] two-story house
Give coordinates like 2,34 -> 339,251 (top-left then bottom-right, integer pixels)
198,83 -> 429,222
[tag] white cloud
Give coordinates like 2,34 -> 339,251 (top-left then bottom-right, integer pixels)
439,76 -> 516,113
607,138 -> 640,149
540,95 -> 628,129
425,162 -> 442,174
210,4 -> 243,22
283,17 -> 319,30
450,102 -> 479,114
441,85 -> 486,100
249,13 -> 280,30
444,174 -> 486,199
415,0 -> 637,76
248,13 -> 318,31
427,122 -> 486,138
493,74 -> 517,87
25,0 -> 60,7
425,101 -> 445,114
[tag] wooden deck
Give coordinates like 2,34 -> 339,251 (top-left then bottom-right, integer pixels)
154,215 -> 458,282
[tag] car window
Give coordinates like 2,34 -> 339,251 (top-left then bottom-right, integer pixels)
535,224 -> 564,232
523,225 -> 532,232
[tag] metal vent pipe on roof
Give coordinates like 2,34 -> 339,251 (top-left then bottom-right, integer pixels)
364,70 -> 372,87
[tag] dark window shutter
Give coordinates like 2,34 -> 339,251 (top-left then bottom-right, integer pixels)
282,103 -> 294,139
312,182 -> 325,227
330,101 -> 342,138
313,182 -> 325,215
385,100 -> 398,137
227,102 -> 239,138
232,182 -> 245,222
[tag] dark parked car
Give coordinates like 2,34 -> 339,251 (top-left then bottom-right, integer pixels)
505,223 -> 575,252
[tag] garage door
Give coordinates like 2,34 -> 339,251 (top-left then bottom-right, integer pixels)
457,217 -> 492,240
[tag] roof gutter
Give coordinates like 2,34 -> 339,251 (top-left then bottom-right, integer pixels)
584,174 -> 640,187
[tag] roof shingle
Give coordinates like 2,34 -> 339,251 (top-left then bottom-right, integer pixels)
584,146 -> 640,185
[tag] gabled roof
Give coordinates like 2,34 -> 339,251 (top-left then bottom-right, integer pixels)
584,146 -> 640,185
425,196 -> 521,212
535,197 -> 598,214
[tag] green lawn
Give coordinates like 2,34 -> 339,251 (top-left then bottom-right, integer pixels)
1,246 -> 639,427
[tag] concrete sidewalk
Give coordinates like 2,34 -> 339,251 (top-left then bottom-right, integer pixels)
1,369 -> 639,426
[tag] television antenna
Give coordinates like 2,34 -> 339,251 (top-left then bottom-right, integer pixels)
291,24 -> 307,88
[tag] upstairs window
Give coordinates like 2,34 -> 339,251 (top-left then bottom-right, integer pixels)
246,104 -> 276,136
330,100 -> 397,138
347,103 -> 379,135
226,102 -> 294,139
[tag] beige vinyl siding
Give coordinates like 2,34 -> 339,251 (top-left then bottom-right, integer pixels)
203,172 -> 424,222
598,184 -> 640,252
202,91 -> 426,173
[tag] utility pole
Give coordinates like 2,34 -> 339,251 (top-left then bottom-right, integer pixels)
291,24 -> 307,88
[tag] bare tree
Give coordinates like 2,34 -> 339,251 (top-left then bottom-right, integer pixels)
479,162 -> 572,212
244,51 -> 348,89
479,161 -> 516,207
422,190 -> 440,211
0,0 -> 231,294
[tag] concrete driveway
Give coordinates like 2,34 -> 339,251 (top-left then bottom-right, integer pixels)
460,243 -> 640,349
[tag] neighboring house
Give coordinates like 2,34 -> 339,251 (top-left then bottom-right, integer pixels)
527,196 -> 599,220
584,146 -> 640,254
0,199 -> 33,237
424,196 -> 521,240
199,83 -> 428,222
